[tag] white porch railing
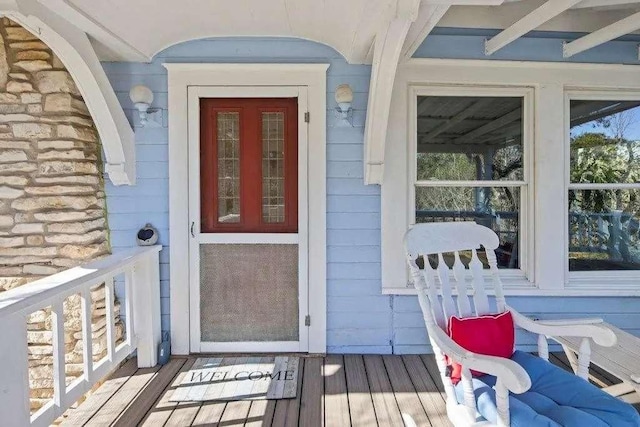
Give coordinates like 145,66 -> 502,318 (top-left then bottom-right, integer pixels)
0,245 -> 162,427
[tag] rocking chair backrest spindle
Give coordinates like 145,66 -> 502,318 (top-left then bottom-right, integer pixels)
404,221 -> 507,326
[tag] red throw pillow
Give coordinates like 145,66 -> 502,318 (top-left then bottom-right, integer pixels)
446,310 -> 515,384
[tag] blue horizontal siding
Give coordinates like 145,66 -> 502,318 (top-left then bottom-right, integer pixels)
104,32 -> 640,353
103,37 -> 383,343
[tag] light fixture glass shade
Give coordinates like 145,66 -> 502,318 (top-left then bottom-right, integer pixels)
129,84 -> 154,105
334,84 -> 353,104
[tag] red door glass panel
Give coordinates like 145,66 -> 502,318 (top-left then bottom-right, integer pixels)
200,98 -> 298,233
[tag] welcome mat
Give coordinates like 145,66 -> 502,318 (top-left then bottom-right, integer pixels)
170,356 -> 299,402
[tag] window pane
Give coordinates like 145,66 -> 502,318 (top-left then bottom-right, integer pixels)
262,112 -> 286,223
570,100 -> 640,184
569,189 -> 640,271
217,112 -> 240,223
416,96 -> 524,181
415,186 -> 520,268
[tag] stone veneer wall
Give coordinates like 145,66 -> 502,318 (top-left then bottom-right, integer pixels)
0,18 -> 122,411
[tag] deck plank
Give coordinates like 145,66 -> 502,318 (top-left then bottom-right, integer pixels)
420,354 -> 447,399
191,400 -> 227,426
219,400 -> 252,426
61,358 -> 138,426
402,355 -> 450,426
112,358 -> 186,427
164,400 -> 202,426
244,399 -> 276,427
271,357 -> 305,427
363,355 -> 404,427
382,355 -> 432,427
140,358 -> 197,426
343,355 -> 377,427
299,357 -> 323,427
323,355 -> 350,427
85,365 -> 161,426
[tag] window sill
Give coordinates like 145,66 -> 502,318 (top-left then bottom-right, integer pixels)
383,278 -> 640,297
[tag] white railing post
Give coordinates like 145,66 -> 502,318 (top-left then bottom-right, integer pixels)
132,249 -> 161,367
0,312 -> 30,426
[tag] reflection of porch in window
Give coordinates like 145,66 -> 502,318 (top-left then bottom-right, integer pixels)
416,95 -> 524,269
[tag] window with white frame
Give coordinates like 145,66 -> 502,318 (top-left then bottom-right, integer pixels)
411,88 -> 531,274
568,95 -> 640,274
380,59 -> 640,295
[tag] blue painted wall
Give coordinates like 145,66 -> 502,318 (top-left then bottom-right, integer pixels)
103,32 -> 640,355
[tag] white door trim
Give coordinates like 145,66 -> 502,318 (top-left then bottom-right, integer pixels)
166,63 -> 328,355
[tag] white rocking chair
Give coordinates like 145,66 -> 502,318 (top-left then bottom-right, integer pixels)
404,222 -> 620,427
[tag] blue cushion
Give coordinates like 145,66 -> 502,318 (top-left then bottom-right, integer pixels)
454,351 -> 640,427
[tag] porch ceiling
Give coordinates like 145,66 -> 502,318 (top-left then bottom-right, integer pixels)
25,0 -> 640,188
34,0 -> 640,63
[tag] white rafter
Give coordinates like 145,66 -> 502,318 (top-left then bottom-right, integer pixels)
1,0 -> 136,185
402,4 -> 450,61
564,11 -> 640,58
485,0 -> 583,55
572,0 -> 640,9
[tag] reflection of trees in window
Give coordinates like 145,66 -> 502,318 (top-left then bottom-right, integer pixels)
569,105 -> 640,271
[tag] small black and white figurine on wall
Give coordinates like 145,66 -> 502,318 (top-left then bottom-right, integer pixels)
137,223 -> 158,246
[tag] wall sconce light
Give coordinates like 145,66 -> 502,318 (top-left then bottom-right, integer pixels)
129,84 -> 162,128
334,84 -> 353,126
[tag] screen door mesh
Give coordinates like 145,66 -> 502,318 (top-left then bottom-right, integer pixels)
200,243 -> 299,342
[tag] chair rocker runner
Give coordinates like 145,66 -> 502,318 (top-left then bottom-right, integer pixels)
404,222 -> 640,427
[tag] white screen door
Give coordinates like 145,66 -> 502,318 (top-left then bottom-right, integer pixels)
188,87 -> 309,353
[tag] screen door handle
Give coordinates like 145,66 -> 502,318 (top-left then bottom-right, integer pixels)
190,222 -> 195,238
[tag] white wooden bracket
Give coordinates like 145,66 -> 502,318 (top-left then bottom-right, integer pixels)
0,0 -> 136,185
363,0 -> 420,185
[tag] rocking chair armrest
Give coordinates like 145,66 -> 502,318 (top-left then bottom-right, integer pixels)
507,307 -> 617,347
429,326 -> 532,394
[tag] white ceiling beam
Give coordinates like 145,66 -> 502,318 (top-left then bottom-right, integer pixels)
364,0 -> 420,184
572,0 -> 640,9
485,0 -> 584,55
401,4 -> 450,61
4,0 -> 136,185
35,0 -> 150,62
564,11 -> 640,57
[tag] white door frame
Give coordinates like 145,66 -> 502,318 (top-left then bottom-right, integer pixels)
188,86 -> 309,353
166,63 -> 329,355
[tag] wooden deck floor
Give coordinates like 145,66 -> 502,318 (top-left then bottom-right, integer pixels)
60,353 -> 640,427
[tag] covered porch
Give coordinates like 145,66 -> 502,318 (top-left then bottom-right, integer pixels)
3,0 -> 640,426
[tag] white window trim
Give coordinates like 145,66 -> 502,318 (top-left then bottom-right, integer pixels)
165,63 -> 328,354
408,85 -> 534,284
382,58 -> 640,296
